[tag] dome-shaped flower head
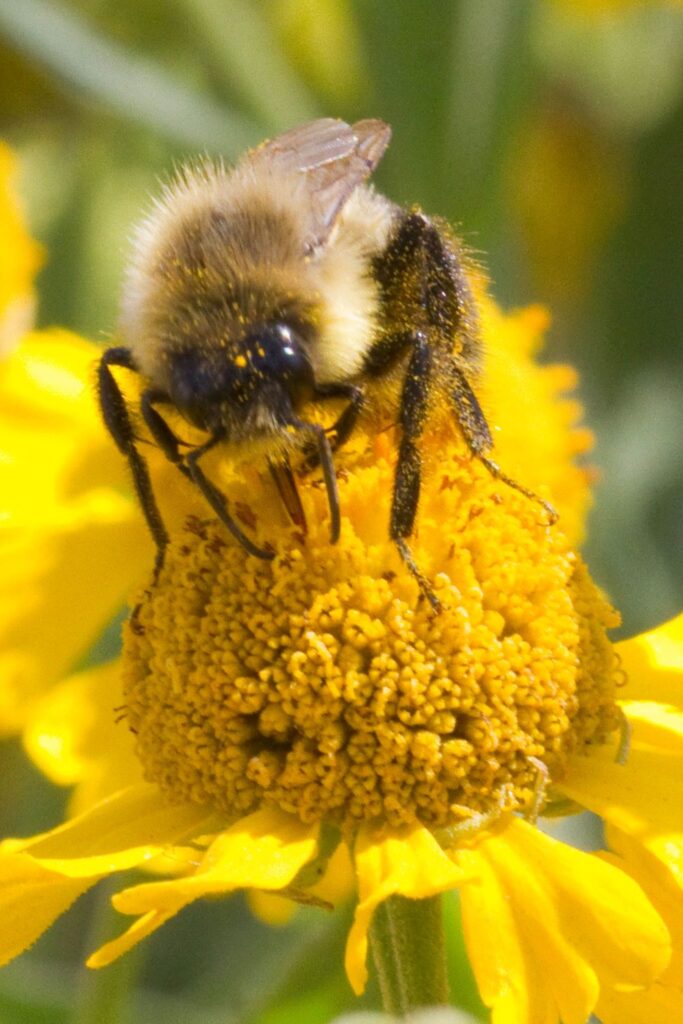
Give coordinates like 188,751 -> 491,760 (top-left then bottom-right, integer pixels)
0,142 -> 681,1024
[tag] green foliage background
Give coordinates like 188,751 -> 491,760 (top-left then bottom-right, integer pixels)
0,1 -> 681,1021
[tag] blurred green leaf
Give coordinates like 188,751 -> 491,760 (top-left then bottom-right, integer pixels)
0,0 -> 260,152
173,0 -> 320,129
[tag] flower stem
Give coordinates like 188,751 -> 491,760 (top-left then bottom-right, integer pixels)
73,879 -> 141,1024
369,894 -> 450,1016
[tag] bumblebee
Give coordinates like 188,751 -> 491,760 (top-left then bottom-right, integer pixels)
98,118 -> 553,607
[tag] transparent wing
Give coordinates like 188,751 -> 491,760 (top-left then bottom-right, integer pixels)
245,118 -> 391,248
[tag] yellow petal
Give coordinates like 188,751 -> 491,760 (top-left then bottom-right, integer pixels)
113,808 -> 319,913
616,613 -> 683,706
457,818 -> 670,1024
345,824 -> 471,995
23,660 -> 144,813
479,297 -> 593,546
560,700 -> 683,884
17,783 -> 213,877
0,851 -> 96,967
247,836 -> 354,926
598,981 -> 683,1024
246,889 -> 297,927
0,490 -> 150,732
0,332 -> 154,732
84,809 -> 318,968
601,824 -> 683,986
86,908 -> 177,969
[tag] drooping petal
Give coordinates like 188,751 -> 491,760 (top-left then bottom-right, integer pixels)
86,808 -> 319,967
456,818 -> 670,1024
616,612 -> 683,706
601,824 -> 683,986
87,908 -> 178,969
345,824 -> 472,995
597,982 -> 683,1024
248,837 -> 354,926
23,660 -> 144,814
14,783 -> 214,876
114,808 -> 319,912
0,852 -> 95,967
560,699 -> 683,884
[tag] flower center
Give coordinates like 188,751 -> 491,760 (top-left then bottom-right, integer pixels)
122,429 -> 621,829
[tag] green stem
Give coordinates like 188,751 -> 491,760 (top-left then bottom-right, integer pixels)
73,879 -> 142,1024
369,894 -> 450,1016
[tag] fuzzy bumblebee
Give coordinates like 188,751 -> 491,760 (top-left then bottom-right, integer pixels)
98,118 -> 553,607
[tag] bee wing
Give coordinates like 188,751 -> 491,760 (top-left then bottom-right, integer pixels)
246,118 -> 392,249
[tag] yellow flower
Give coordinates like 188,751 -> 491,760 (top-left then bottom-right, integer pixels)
1,376 -> 681,1019
0,305 -> 593,803
0,143 -> 42,352
3,141 -> 680,1021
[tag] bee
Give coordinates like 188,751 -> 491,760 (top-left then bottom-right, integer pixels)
98,118 -> 554,608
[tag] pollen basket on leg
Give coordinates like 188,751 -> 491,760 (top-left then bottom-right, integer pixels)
122,433 -> 621,829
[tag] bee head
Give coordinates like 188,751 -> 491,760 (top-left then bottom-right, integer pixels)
168,322 -> 315,434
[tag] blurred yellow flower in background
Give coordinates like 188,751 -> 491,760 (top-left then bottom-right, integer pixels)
0,142 -> 42,351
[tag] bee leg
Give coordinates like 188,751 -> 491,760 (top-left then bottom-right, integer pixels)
451,368 -> 558,524
390,332 -> 441,612
185,436 -> 275,560
315,382 -> 365,452
140,389 -> 189,468
300,382 -> 364,473
291,419 -> 341,543
97,347 -> 169,572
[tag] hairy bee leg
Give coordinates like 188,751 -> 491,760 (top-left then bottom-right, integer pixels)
390,332 -> 441,612
97,347 -> 169,567
300,382 -> 364,474
450,369 -> 558,524
185,436 -> 275,560
314,382 -> 365,451
139,389 -> 187,467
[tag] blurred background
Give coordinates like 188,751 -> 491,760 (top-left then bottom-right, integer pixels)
0,0 -> 681,1021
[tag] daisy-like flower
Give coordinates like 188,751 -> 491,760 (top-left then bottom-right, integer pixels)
2,349 -> 682,1022
1,147 -> 681,1022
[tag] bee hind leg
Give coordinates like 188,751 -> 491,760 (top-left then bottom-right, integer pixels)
390,331 -> 441,612
97,347 -> 169,574
450,368 -> 558,524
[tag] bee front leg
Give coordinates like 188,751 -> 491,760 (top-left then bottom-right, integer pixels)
185,436 -> 275,560
140,389 -> 189,467
97,348 -> 169,571
390,331 -> 441,611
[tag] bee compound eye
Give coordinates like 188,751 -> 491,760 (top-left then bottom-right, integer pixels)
251,323 -> 315,406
